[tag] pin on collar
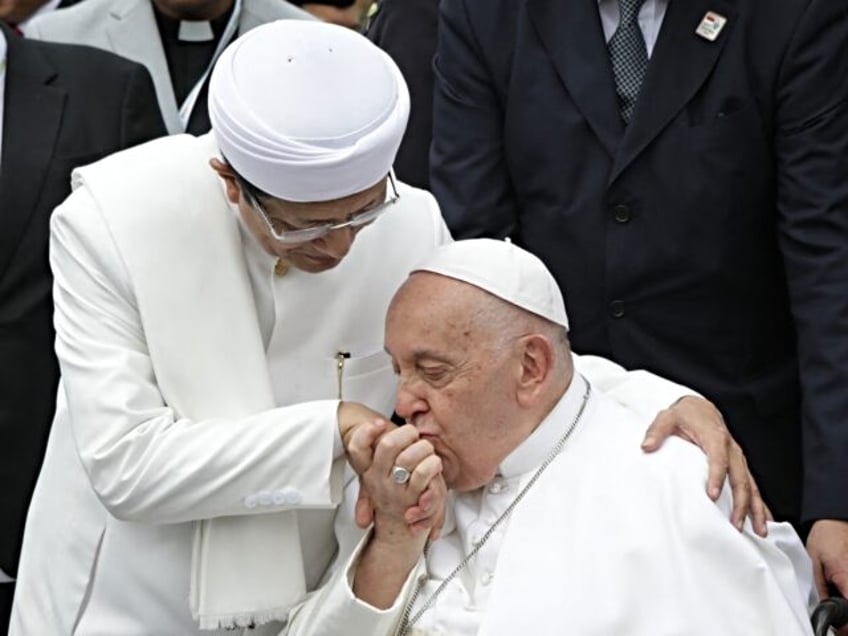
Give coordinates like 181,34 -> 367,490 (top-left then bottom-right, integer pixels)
695,11 -> 727,41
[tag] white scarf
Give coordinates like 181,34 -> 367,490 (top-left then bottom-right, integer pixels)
72,133 -> 309,630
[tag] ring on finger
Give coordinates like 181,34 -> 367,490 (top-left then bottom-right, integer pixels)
391,465 -> 411,485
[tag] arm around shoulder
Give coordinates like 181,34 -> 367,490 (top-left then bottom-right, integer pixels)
573,353 -> 699,418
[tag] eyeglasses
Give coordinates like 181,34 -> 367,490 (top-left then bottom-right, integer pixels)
243,172 -> 400,244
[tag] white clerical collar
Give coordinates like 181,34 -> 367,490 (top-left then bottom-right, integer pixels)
498,370 -> 588,479
178,20 -> 214,42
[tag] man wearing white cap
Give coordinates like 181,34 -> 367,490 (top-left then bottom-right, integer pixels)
11,20 -> 764,636
284,239 -> 817,636
11,19 -> 443,635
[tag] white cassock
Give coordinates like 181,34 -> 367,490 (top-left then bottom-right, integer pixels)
10,132 -> 698,635
284,375 -> 817,636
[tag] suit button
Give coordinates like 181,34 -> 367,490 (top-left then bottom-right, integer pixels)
609,300 -> 625,318
612,204 -> 631,223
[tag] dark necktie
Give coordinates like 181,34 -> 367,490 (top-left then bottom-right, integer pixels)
608,0 -> 648,124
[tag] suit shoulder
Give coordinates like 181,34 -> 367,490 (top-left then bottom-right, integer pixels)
369,0 -> 440,36
240,0 -> 315,25
581,391 -> 707,475
397,180 -> 439,206
554,393 -> 713,522
26,38 -> 148,80
441,0 -> 525,20
743,0 -> 813,16
27,0 -> 112,37
76,134 -> 210,184
359,181 -> 449,256
438,0 -> 525,65
724,0 -> 820,38
395,181 -> 448,231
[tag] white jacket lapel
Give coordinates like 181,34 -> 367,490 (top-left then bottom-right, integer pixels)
106,0 -> 182,134
71,133 -> 273,418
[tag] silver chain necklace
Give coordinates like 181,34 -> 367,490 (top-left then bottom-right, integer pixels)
396,381 -> 592,635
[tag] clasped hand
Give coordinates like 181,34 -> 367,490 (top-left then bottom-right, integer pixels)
339,402 -> 446,542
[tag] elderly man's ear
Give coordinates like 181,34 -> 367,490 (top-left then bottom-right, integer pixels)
514,334 -> 558,406
209,158 -> 241,204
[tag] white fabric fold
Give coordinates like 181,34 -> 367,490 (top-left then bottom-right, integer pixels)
190,514 -> 304,630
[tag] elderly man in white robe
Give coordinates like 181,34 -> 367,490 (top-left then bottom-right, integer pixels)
284,239 -> 817,636
12,20 -> 768,636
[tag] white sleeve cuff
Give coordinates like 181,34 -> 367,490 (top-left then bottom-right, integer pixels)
283,529 -> 426,635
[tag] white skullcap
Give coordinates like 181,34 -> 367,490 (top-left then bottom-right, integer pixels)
412,239 -> 570,330
208,20 -> 409,202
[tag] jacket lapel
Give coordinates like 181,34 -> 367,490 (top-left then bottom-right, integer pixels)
0,27 -> 65,278
105,0 -> 182,133
237,0 -> 261,34
609,0 -> 736,183
526,0 -> 624,157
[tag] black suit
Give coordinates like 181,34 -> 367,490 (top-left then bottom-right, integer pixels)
0,23 -> 164,629
431,0 -> 848,527
367,0 -> 439,189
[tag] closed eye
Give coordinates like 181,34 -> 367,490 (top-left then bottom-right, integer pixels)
419,366 -> 449,384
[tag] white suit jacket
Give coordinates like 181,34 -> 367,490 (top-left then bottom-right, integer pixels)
26,0 -> 312,133
10,133 -> 451,635
285,384 -> 816,636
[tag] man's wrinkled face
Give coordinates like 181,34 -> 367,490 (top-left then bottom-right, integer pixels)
241,178 -> 387,273
384,273 -> 526,492
0,0 -> 49,24
211,158 -> 387,274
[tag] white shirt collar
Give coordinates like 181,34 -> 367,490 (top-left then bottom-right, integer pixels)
498,370 -> 588,479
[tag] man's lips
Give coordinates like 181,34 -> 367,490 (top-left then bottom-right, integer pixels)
418,432 -> 441,445
297,252 -> 340,267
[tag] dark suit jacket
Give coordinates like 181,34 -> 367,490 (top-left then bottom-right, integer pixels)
431,0 -> 848,525
367,0 -> 439,189
0,23 -> 165,577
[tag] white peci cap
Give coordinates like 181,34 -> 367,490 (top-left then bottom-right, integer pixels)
208,20 -> 409,201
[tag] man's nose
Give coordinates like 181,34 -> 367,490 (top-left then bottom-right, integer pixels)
395,383 -> 427,423
315,226 -> 355,259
